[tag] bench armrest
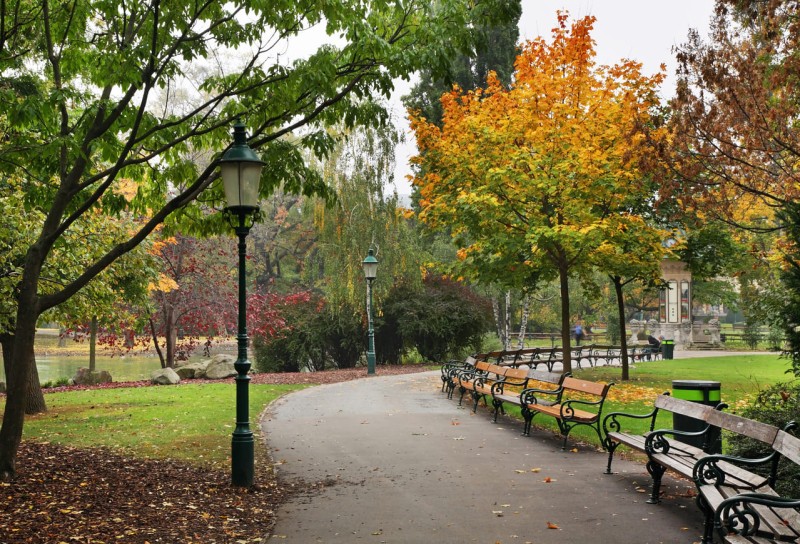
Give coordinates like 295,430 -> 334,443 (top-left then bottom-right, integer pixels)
693,450 -> 779,487
558,397 -> 603,419
715,492 -> 800,539
491,376 -> 528,396
602,406 -> 660,436
644,426 -> 714,455
520,385 -> 563,405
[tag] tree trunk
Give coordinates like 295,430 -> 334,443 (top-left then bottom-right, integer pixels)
0,302 -> 39,480
517,295 -> 531,349
613,277 -> 630,381
559,265 -> 572,374
89,315 -> 97,372
165,307 -> 177,368
504,291 -> 511,350
24,354 -> 46,415
149,318 -> 166,368
491,296 -> 505,347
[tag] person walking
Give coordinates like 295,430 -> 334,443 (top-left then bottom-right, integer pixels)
574,320 -> 584,346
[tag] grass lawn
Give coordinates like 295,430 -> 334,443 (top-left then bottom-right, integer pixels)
499,353 -> 796,449
8,383 -> 306,468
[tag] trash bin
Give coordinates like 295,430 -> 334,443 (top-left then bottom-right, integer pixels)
672,380 -> 722,453
662,339 -> 675,360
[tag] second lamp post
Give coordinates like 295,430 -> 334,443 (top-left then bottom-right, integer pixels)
362,249 -> 378,375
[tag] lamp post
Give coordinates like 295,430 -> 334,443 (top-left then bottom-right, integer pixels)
362,248 -> 378,375
220,121 -> 264,487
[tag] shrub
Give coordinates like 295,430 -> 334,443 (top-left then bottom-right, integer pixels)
251,293 -> 365,372
379,276 -> 492,363
742,321 -> 763,350
727,381 -> 800,497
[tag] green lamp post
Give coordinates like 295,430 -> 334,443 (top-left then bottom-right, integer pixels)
362,248 -> 378,375
220,121 -> 264,487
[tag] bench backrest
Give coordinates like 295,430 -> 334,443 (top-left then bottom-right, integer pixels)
562,376 -> 611,397
474,360 -> 492,373
525,369 -> 565,384
654,394 -> 780,445
503,367 -> 530,381
772,427 -> 800,465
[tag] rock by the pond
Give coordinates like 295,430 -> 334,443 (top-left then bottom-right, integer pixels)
204,354 -> 238,379
150,367 -> 181,385
72,368 -> 113,386
175,360 -> 210,380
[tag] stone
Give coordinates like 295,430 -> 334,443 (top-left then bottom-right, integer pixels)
151,367 -> 180,385
175,361 -> 210,380
204,354 -> 238,379
72,368 -> 113,386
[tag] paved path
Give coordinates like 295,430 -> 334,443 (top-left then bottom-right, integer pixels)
263,371 -> 707,544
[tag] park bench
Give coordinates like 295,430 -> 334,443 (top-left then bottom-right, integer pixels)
519,376 -> 614,449
603,394 -> 741,502
489,369 -> 568,423
455,362 -> 511,411
695,422 -> 800,544
440,354 -> 479,393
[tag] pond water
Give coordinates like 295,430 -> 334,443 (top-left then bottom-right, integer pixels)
0,354 -> 219,384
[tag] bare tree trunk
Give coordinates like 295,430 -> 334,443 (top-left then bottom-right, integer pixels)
612,277 -> 631,381
491,296 -> 506,347
517,295 -> 531,349
149,318 -> 166,368
559,265 -> 572,374
24,355 -> 46,415
504,291 -> 511,350
0,294 -> 39,480
165,307 -> 177,368
89,315 -> 97,372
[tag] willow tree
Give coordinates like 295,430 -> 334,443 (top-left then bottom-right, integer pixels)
0,0 -> 518,480
409,13 -> 667,372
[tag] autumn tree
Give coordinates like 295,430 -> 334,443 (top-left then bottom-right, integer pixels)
410,14 -> 667,372
147,234 -> 234,368
0,0 -> 519,480
669,0 -> 800,362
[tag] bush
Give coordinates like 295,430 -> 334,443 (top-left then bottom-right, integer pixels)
727,381 -> 800,497
379,276 -> 493,363
252,293 -> 327,373
742,321 -> 763,350
252,294 -> 365,373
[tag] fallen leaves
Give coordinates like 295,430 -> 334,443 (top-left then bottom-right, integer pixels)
0,442 -> 287,543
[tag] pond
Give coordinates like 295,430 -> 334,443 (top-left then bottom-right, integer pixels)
0,354 -> 220,384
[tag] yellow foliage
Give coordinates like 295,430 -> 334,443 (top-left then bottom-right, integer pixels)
147,273 -> 179,293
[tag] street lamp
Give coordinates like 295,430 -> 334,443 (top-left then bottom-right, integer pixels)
362,248 -> 378,375
220,121 -> 264,487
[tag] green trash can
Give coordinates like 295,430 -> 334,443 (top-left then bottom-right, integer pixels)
672,380 -> 721,453
662,339 -> 675,360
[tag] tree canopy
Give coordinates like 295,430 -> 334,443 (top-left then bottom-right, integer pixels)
409,13 -> 668,372
0,0 -> 519,480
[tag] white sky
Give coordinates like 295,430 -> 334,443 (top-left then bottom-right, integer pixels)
388,0 -> 716,195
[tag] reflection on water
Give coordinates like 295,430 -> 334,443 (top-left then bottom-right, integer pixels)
0,355 -> 212,384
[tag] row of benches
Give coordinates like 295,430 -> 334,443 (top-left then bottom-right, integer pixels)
440,357 -> 800,543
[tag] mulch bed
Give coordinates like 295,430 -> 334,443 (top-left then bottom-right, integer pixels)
0,365 -> 433,543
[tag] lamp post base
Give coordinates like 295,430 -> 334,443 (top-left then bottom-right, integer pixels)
231,432 -> 254,487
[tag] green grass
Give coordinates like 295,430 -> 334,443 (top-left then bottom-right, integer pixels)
9,383 -> 306,468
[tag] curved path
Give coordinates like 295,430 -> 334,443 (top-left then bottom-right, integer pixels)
262,371 -> 705,543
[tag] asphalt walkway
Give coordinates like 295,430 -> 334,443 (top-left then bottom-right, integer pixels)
262,357 -> 721,543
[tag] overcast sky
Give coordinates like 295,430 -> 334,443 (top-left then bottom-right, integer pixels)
389,1 -> 716,195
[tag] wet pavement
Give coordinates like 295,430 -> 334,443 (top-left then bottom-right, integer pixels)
262,366 -> 712,543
